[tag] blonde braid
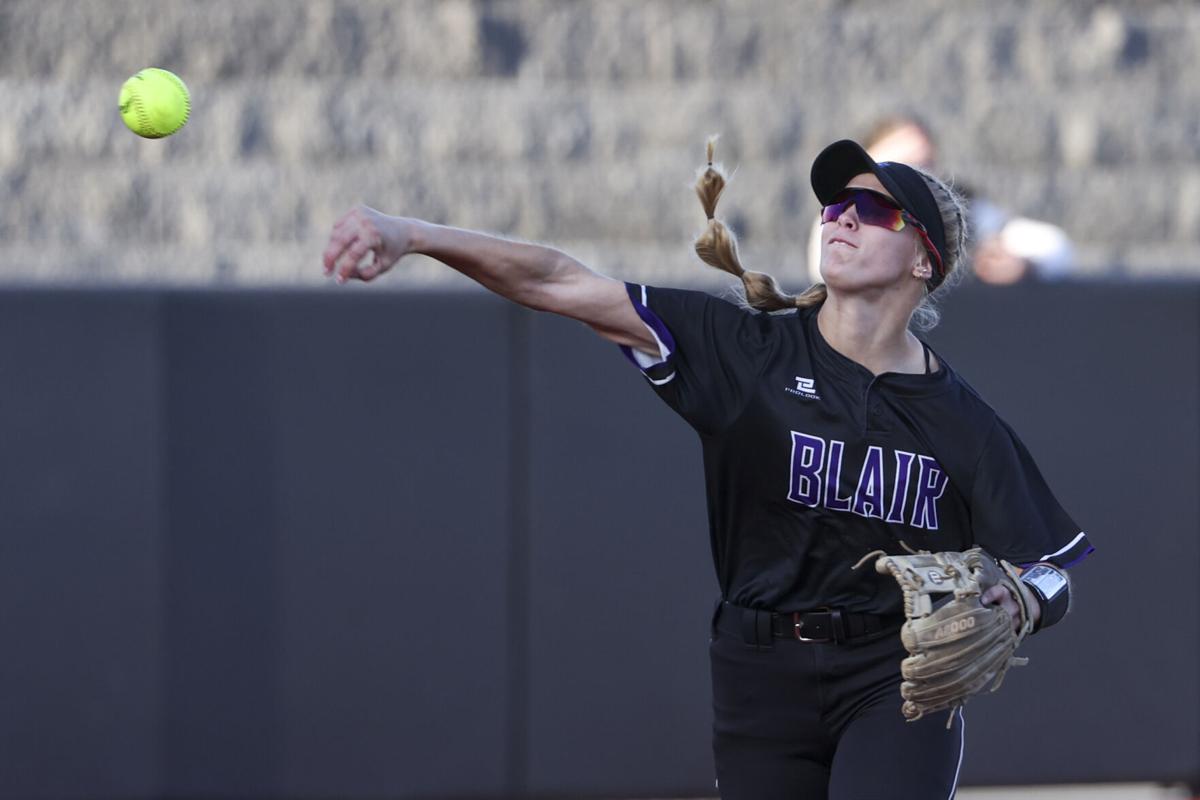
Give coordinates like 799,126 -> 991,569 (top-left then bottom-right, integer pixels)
692,137 -> 817,311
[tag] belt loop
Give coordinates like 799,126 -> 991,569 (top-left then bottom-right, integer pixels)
756,609 -> 772,649
739,606 -> 772,650
740,606 -> 756,647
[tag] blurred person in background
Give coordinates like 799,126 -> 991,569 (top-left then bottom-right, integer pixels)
806,115 -> 1075,286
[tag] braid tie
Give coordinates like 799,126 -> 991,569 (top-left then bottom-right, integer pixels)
695,137 -> 726,222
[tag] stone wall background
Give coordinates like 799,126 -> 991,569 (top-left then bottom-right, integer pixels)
1,0 -> 1198,288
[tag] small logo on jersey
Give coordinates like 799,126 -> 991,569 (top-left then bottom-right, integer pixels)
786,376 -> 819,400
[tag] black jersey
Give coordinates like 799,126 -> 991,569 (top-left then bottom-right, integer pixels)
619,283 -> 1093,616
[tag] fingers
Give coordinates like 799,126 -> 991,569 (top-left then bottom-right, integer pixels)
323,208 -> 383,283
322,217 -> 355,276
981,585 -> 1017,611
357,258 -> 384,281
980,586 -> 1007,605
981,586 -> 1021,633
335,236 -> 374,283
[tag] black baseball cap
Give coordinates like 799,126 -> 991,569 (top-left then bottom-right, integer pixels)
810,139 -> 948,281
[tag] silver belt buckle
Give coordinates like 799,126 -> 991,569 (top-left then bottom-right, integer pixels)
793,612 -> 831,642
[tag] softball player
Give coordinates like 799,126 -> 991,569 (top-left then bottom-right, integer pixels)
323,138 -> 1093,800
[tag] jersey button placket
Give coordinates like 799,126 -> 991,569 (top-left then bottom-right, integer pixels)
861,377 -> 879,435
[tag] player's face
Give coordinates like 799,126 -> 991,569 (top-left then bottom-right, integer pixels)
818,173 -> 929,295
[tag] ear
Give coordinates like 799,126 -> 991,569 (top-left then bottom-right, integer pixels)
910,247 -> 932,281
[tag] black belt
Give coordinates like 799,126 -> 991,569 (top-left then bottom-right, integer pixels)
716,601 -> 901,647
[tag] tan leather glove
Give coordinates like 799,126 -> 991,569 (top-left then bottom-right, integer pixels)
870,548 -> 1038,726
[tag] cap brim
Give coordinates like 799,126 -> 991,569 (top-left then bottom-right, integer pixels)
810,139 -> 917,214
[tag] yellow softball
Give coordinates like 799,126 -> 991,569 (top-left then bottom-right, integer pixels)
119,68 -> 190,139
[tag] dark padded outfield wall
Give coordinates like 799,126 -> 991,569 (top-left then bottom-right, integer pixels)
0,284 -> 1195,798
264,295 -> 515,798
524,311 -> 717,798
164,295 -> 282,796
0,292 -> 166,800
162,292 -> 515,799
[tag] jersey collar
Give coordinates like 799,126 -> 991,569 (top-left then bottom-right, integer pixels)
801,305 -> 955,398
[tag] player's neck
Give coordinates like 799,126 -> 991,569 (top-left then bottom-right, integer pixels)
816,293 -> 924,376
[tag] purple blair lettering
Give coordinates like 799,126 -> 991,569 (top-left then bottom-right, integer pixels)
787,432 -> 826,507
852,446 -> 885,519
886,451 -> 915,524
910,455 -> 949,530
823,439 -> 853,512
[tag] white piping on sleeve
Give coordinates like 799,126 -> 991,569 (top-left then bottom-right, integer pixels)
1039,531 -> 1087,562
627,284 -> 674,382
628,344 -> 666,369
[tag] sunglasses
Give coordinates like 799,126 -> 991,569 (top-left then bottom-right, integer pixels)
821,188 -> 945,282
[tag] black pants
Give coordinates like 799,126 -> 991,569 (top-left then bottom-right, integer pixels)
710,604 -> 964,800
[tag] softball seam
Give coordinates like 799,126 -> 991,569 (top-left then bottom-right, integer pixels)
131,82 -> 157,138
126,69 -> 189,138
160,70 -> 191,133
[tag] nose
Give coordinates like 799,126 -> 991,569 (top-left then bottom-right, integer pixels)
836,204 -> 859,229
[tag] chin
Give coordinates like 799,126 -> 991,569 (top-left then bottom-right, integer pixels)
823,274 -> 898,296
818,260 -> 852,287
821,264 -> 866,291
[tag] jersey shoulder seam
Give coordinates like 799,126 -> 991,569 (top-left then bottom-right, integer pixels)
714,307 -> 785,437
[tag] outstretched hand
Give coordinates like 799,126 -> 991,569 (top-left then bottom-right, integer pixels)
323,205 -> 415,283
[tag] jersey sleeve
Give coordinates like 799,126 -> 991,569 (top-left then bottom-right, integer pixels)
969,416 -> 1094,568
618,282 -> 775,435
